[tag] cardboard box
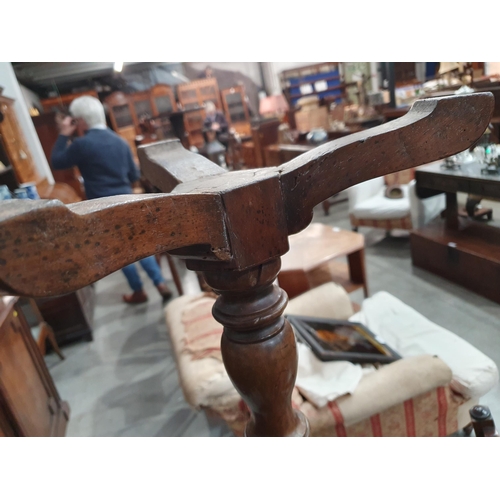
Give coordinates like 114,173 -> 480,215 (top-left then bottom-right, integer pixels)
294,106 -> 329,132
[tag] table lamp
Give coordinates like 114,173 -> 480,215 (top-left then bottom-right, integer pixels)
259,94 -> 290,120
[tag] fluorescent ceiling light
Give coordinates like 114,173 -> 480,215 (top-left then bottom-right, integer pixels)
113,62 -> 123,72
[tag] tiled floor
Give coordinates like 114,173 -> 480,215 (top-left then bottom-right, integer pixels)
46,198 -> 500,436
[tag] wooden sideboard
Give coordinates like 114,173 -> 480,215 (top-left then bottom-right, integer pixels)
0,297 -> 69,437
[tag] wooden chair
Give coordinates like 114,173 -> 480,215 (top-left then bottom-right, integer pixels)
0,93 -> 494,437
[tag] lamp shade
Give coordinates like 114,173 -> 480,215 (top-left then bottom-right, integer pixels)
259,94 -> 289,117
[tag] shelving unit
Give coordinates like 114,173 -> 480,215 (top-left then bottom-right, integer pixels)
280,63 -> 354,107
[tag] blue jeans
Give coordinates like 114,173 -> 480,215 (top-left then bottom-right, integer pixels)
122,256 -> 165,292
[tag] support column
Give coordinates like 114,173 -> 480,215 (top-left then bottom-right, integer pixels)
203,258 -> 309,437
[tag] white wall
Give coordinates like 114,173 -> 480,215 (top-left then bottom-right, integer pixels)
20,84 -> 42,111
0,62 -> 53,182
485,62 -> 500,75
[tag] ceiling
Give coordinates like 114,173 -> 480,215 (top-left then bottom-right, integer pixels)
12,62 -> 184,97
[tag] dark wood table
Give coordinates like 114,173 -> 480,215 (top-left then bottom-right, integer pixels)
411,160 -> 500,303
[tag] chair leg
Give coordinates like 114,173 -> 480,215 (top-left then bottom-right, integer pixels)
37,328 -> 47,357
43,322 -> 65,360
463,423 -> 474,437
166,254 -> 184,296
322,200 -> 330,216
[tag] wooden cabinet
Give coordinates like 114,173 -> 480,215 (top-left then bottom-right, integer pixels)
151,84 -> 177,116
36,285 -> 95,346
105,86 -> 179,157
149,85 -> 178,140
0,297 -> 69,437
177,78 -> 221,148
32,111 -> 86,199
0,95 -> 39,184
221,85 -> 251,136
104,92 -> 139,159
40,90 -> 99,113
131,90 -> 154,123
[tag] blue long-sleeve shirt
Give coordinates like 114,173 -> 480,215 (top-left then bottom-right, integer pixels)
51,128 -> 140,200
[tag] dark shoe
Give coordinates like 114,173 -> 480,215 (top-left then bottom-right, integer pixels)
123,290 -> 148,304
156,283 -> 173,302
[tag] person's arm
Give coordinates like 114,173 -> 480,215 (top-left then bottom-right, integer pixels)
51,116 -> 80,170
217,112 -> 229,133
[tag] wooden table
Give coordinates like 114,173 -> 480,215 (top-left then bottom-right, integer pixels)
278,223 -> 369,299
411,160 -> 500,304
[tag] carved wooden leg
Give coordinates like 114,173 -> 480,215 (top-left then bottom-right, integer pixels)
202,258 -> 309,437
445,192 -> 459,230
322,200 -> 330,216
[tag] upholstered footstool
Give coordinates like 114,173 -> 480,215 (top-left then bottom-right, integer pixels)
164,283 -> 498,437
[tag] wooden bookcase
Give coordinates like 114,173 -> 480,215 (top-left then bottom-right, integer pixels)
280,63 -> 351,107
177,78 -> 221,148
221,85 -> 251,137
150,84 -> 177,116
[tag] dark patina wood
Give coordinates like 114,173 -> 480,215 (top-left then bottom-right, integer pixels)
0,93 -> 494,437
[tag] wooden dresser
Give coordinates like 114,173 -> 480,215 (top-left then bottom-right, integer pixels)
0,297 -> 69,437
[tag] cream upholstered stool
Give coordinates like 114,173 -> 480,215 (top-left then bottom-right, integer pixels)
164,283 -> 498,436
347,174 -> 445,232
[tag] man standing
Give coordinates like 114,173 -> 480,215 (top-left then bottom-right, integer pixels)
51,96 -> 172,304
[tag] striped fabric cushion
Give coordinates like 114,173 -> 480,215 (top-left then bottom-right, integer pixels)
350,214 -> 413,230
298,385 -> 462,437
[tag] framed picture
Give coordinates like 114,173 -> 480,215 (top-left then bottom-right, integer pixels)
286,315 -> 401,364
